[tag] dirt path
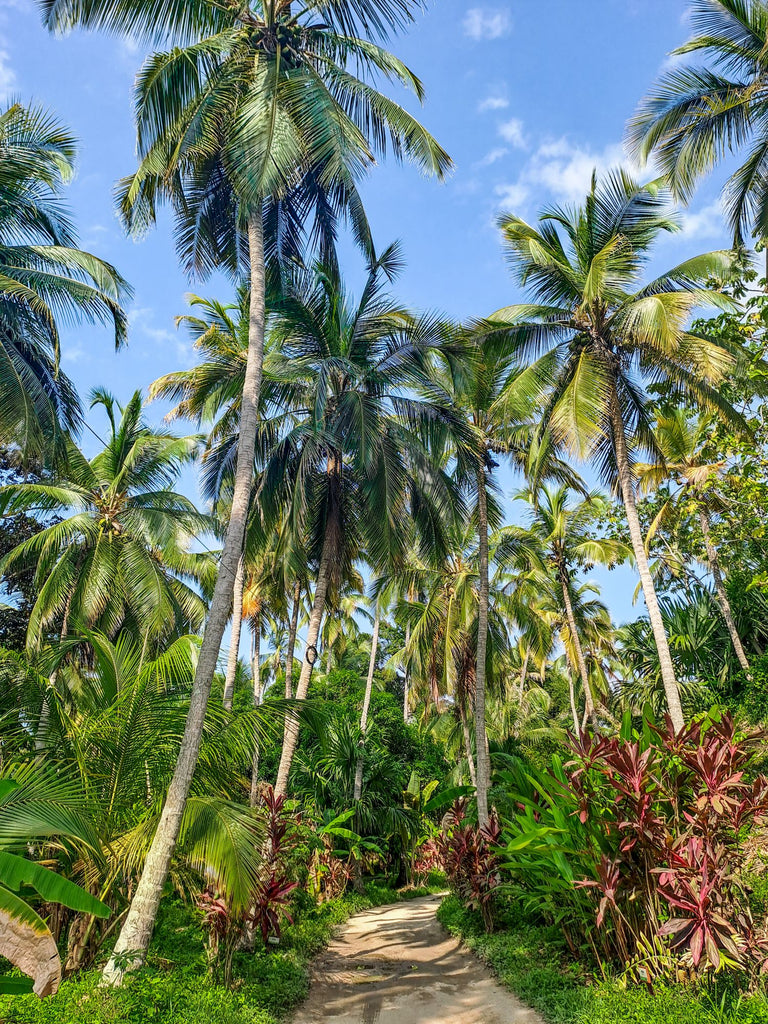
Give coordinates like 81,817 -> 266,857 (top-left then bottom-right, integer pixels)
292,894 -> 543,1024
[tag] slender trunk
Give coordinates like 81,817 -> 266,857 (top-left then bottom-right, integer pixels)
222,554 -> 246,711
567,670 -> 580,734
517,649 -> 529,704
560,569 -> 597,729
610,392 -> 684,732
101,213 -> 266,986
284,580 -> 301,700
353,608 -> 380,803
474,461 -> 491,828
460,701 -> 477,787
698,508 -> 751,676
249,615 -> 263,807
403,622 -> 411,723
38,577 -> 77,751
274,517 -> 335,797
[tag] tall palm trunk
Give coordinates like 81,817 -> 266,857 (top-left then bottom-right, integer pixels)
474,462 -> 491,828
697,508 -> 751,676
567,669 -> 580,734
559,569 -> 597,728
249,614 -> 263,806
223,553 -> 246,710
284,579 -> 301,700
403,620 -> 411,723
274,514 -> 335,797
353,607 -> 380,803
102,213 -> 266,986
610,391 -> 684,731
517,649 -> 529,704
460,699 -> 477,787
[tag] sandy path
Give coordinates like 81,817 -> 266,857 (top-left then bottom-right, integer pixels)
292,894 -> 543,1024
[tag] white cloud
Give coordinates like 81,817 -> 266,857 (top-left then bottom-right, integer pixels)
526,137 -> 627,203
0,50 -> 15,100
62,344 -> 86,365
474,147 -> 508,169
478,95 -> 509,113
494,182 -> 529,210
678,200 -> 724,241
463,7 -> 511,40
130,306 -> 193,365
498,118 -> 526,149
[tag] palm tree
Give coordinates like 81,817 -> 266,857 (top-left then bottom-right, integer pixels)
0,390 -> 212,649
428,338 -> 583,823
494,170 -> 746,731
42,0 -> 450,981
264,247 -> 459,795
0,102 -> 129,453
627,0 -> 768,253
635,406 -> 751,674
497,486 -> 629,728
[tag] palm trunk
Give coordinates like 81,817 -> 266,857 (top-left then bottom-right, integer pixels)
610,392 -> 684,732
284,579 -> 301,700
567,669 -> 580,734
223,554 -> 246,710
517,649 -> 529,704
249,615 -> 263,807
474,461 -> 491,828
274,516 -> 335,797
353,608 -> 380,803
560,570 -> 597,729
698,508 -> 751,676
460,701 -> 477,787
101,213 -> 266,986
403,622 -> 411,723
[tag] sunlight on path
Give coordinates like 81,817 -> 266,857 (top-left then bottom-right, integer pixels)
292,894 -> 543,1024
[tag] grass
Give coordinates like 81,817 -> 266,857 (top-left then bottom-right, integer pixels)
436,896 -> 768,1024
0,881 -> 442,1024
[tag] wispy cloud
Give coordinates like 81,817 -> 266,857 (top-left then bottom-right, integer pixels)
498,118 -> 526,149
679,199 -> 724,241
130,306 -> 193,366
478,94 -> 509,113
463,8 -> 511,40
0,49 -> 15,100
474,147 -> 508,169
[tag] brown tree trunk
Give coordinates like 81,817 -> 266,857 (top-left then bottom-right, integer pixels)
560,570 -> 597,729
610,391 -> 684,731
567,669 -> 580,734
284,579 -> 301,700
474,460 -> 491,828
274,506 -> 336,797
461,700 -> 477,787
101,213 -> 266,986
698,508 -> 751,676
353,607 -> 380,803
223,553 -> 245,710
249,614 -> 263,806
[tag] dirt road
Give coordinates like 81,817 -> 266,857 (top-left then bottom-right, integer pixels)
292,894 -> 543,1024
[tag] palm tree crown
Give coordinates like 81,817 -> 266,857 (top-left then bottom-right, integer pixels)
0,391 -> 213,646
0,102 -> 130,451
494,169 -> 746,730
628,0 -> 768,247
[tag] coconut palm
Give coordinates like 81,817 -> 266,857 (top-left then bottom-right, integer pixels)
428,337 -> 585,823
627,0 -> 768,251
0,390 -> 212,649
262,246 -> 460,795
496,486 -> 629,728
0,102 -> 129,453
635,406 -> 751,674
494,170 -> 746,731
41,0 -> 450,979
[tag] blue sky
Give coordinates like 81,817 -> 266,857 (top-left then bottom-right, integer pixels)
1,0 -> 735,625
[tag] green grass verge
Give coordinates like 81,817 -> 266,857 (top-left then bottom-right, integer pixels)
436,896 -> 768,1024
0,882 -> 443,1024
